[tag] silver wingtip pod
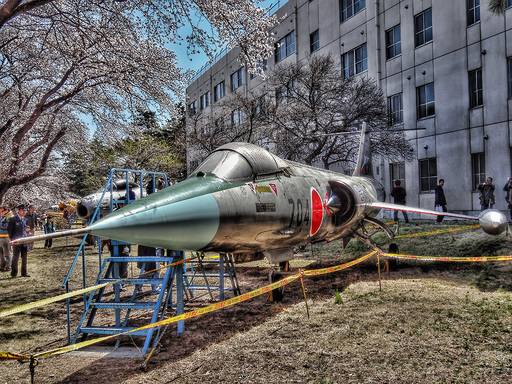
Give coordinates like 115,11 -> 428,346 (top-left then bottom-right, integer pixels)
479,209 -> 508,235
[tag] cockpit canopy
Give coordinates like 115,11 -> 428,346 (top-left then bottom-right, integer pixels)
191,142 -> 282,181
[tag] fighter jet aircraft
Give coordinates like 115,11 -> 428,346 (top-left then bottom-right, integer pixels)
13,126 -> 508,264
75,179 -> 145,219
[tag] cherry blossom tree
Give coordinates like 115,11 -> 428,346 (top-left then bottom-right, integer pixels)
0,0 -> 278,205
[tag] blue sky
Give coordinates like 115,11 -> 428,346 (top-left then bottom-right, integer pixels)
174,0 -> 281,72
83,1 -> 283,133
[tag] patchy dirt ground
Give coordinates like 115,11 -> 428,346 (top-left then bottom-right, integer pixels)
2,222 -> 512,383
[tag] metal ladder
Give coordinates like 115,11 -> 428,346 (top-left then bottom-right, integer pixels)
72,243 -> 184,355
183,252 -> 241,302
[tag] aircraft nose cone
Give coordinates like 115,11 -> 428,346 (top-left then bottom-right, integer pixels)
89,194 -> 220,250
479,209 -> 508,235
325,193 -> 342,214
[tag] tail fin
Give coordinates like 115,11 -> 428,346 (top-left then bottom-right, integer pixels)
352,122 -> 373,177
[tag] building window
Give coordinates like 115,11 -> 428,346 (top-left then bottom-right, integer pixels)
469,68 -> 483,108
214,81 -> 225,102
276,79 -> 296,105
231,68 -> 244,91
188,100 -> 197,115
508,0 -> 512,8
340,0 -> 366,22
415,9 -> 432,48
215,117 -> 225,132
275,32 -> 295,63
508,58 -> 512,98
200,91 -> 210,110
386,25 -> 401,60
472,153 -> 485,190
388,93 -> 403,125
254,94 -> 268,117
203,124 -> 211,135
417,83 -> 435,119
467,0 -> 480,26
250,59 -> 268,79
231,108 -> 246,126
341,43 -> 367,78
390,162 -> 406,191
310,30 -> 320,53
419,158 -> 437,192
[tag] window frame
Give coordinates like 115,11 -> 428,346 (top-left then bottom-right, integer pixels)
275,32 -> 296,63
508,58 -> 512,99
231,108 -> 246,126
231,68 -> 245,91
388,93 -> 403,125
415,9 -> 433,48
389,162 -> 406,192
188,100 -> 197,115
310,29 -> 320,53
471,153 -> 486,190
386,25 -> 401,60
200,91 -> 210,110
214,81 -> 225,102
340,0 -> 366,22
417,83 -> 435,119
419,158 -> 437,192
467,0 -> 480,26
341,43 -> 367,79
469,68 -> 483,108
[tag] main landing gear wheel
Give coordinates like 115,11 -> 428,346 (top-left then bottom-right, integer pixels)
268,269 -> 285,302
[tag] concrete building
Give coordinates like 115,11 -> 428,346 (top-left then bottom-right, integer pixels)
186,0 -> 512,216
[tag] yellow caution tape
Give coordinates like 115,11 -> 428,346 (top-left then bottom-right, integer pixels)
381,252 -> 512,262
2,252 -> 377,361
6,247 -> 510,362
0,352 -> 31,361
0,256 -> 197,319
30,271 -> 303,359
303,251 -> 377,276
395,224 -> 480,238
0,283 -> 109,319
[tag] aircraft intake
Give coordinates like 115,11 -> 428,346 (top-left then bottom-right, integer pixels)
326,181 -> 357,226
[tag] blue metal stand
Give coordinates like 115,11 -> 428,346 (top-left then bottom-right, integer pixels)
72,247 -> 182,355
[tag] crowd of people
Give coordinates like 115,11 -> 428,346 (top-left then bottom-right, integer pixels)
390,176 -> 512,225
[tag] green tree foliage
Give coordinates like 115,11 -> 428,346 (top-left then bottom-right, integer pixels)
66,110 -> 186,196
488,0 -> 506,14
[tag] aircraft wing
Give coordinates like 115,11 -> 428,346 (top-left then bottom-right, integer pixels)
369,202 -> 478,221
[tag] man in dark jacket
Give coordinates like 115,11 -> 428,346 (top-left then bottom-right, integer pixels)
390,180 -> 409,224
7,205 -> 30,278
434,179 -> 447,224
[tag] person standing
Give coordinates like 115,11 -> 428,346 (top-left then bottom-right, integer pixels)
390,180 -> 409,224
478,177 -> 495,211
434,179 -> 447,224
44,216 -> 56,248
128,186 -> 136,202
503,178 -> 512,222
7,205 -> 30,278
25,205 -> 37,250
0,206 -> 13,272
